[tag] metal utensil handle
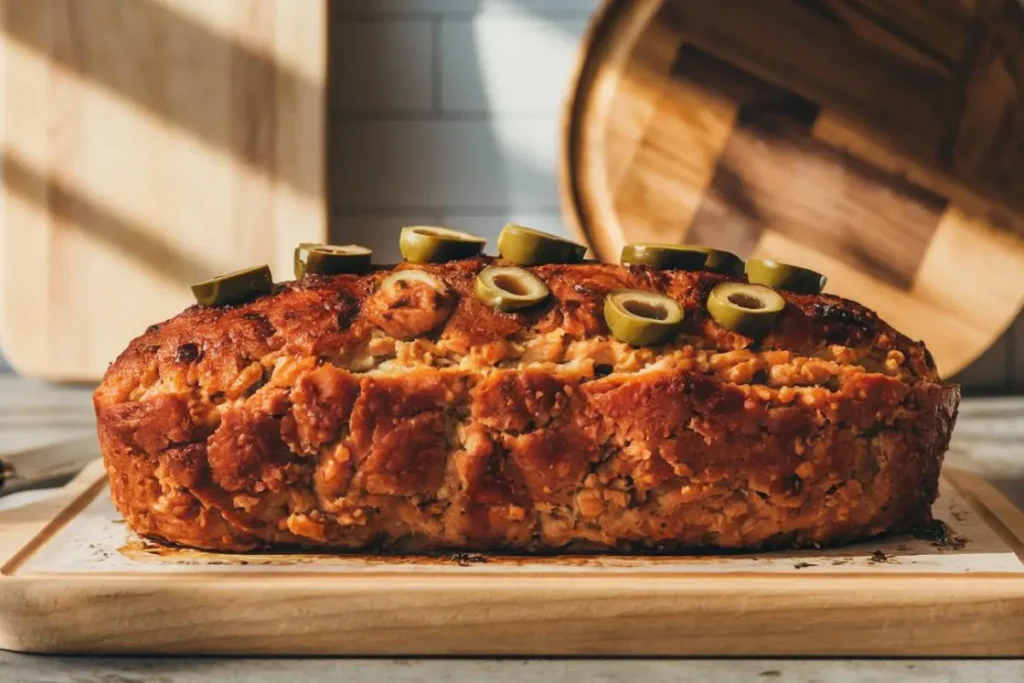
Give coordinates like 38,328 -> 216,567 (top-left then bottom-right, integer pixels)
0,435 -> 100,496
0,459 -> 15,492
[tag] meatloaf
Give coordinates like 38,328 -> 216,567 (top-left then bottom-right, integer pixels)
93,257 -> 959,552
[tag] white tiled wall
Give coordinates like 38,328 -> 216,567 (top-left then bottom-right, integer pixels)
439,15 -> 589,115
331,20 -> 436,113
329,0 -> 598,263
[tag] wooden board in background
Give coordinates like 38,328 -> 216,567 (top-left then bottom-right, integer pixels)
0,0 -> 327,382
2,460 -> 1024,656
560,0 -> 1024,378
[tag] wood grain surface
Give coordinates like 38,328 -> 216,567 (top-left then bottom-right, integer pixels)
3,462 -> 1024,656
561,0 -> 1024,378
0,0 -> 327,381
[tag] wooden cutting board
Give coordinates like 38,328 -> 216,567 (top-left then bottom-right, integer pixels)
0,0 -> 327,382
3,459 -> 1024,656
560,0 -> 1024,378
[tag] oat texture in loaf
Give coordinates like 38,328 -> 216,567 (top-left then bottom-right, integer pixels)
94,258 -> 960,552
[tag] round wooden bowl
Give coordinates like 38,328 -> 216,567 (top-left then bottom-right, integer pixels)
560,0 -> 1024,377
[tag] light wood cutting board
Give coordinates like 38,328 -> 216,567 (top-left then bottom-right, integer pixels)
3,460 -> 1024,656
560,0 -> 1024,378
0,0 -> 327,382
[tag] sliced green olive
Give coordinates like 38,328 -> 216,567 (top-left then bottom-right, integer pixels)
191,265 -> 273,307
474,266 -> 550,311
699,248 -> 744,275
707,282 -> 786,338
745,258 -> 826,294
380,268 -> 448,296
604,290 -> 684,346
399,226 -> 486,263
294,243 -> 372,278
620,244 -> 710,270
497,223 -> 586,266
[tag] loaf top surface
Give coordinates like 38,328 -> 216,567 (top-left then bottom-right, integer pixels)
95,257 -> 943,409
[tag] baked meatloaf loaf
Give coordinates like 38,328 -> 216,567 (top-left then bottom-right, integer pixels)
94,256 -> 959,552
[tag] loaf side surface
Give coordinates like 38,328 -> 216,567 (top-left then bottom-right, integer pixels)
94,258 -> 959,552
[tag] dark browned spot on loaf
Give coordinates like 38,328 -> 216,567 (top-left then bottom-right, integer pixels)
690,276 -> 723,307
812,301 -> 875,329
689,375 -> 744,414
175,343 -> 201,364
335,294 -> 360,329
244,367 -> 269,397
812,301 -> 878,346
783,474 -> 802,495
242,312 -> 277,338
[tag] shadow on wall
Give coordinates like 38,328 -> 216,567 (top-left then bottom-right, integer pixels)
2,0 -> 320,198
1,0 -> 332,377
1,0 -> 325,283
3,153 -> 213,286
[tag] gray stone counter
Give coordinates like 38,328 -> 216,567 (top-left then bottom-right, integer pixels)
2,656 -> 1024,683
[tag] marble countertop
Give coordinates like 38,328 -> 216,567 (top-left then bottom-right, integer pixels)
2,377 -> 1022,682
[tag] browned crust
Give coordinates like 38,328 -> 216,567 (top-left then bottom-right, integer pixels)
94,258 -> 959,552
